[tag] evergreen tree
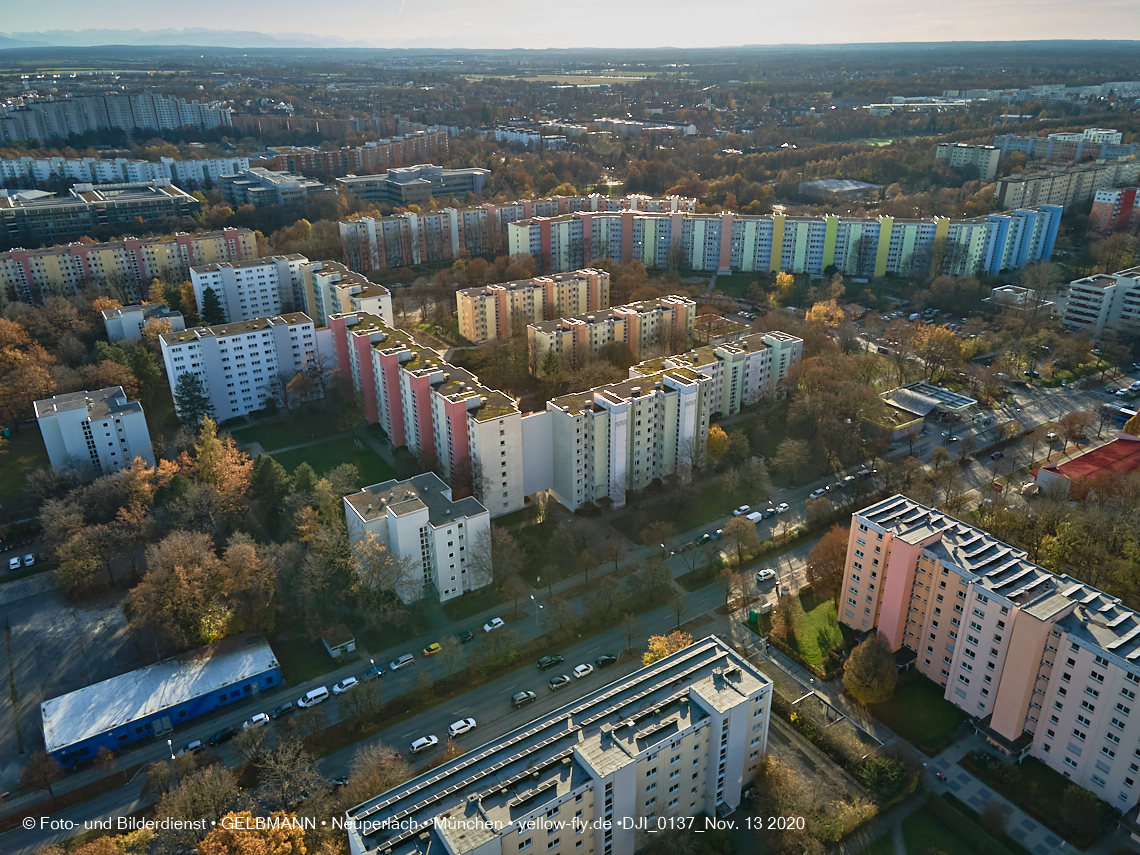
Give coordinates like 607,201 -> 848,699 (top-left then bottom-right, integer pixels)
251,454 -> 294,528
173,372 -> 215,428
292,461 -> 318,494
200,286 -> 225,325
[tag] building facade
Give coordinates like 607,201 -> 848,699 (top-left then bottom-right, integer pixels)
343,472 -> 491,603
527,296 -> 696,366
101,302 -> 185,342
302,260 -> 394,328
344,635 -> 771,855
0,180 -> 201,249
160,313 -> 322,421
935,143 -> 1001,181
993,128 -> 1138,162
190,254 -> 311,323
457,269 -> 611,343
260,130 -> 450,177
337,164 -> 489,206
506,207 -> 1062,277
34,386 -> 154,474
0,156 -> 249,189
1061,268 -> 1140,335
0,227 -> 257,305
996,161 -> 1140,211
219,168 -> 335,208
841,495 -> 1140,808
1090,188 -> 1140,236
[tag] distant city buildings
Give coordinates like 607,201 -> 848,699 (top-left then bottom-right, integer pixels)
456,269 -> 611,343
1061,267 -> 1140,336
0,227 -> 257,304
996,160 -> 1140,210
992,127 -> 1138,162
1090,188 -> 1140,236
337,164 -> 489,206
0,155 -> 249,189
797,178 -> 881,202
343,473 -> 492,603
935,143 -> 1001,182
486,126 -> 568,150
258,130 -> 450,176
219,167 -> 334,208
34,386 -> 154,474
101,301 -> 185,342
0,180 -> 200,248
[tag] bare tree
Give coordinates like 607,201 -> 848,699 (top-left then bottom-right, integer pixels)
468,527 -> 524,589
339,681 -> 383,721
622,612 -> 643,649
669,591 -> 689,628
232,726 -> 270,764
437,635 -> 464,677
600,538 -> 627,573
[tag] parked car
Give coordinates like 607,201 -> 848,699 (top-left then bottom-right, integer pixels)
595,654 -> 617,667
712,529 -> 723,540
362,665 -> 384,681
7,557 -> 19,570
178,740 -> 204,756
390,654 -> 415,670
840,475 -> 855,487
808,488 -> 827,499
423,643 -> 442,658
537,655 -> 565,671
243,712 -> 270,729
695,533 -> 713,545
297,686 -> 330,707
746,511 -> 763,523
483,617 -> 505,632
762,507 -> 777,519
331,776 -> 350,788
448,718 -> 477,738
457,630 -> 475,643
548,674 -> 571,691
22,554 -> 34,567
990,451 -> 1004,460
756,568 -> 776,583
573,664 -> 595,679
511,690 -> 538,708
732,505 -> 751,516
332,677 -> 358,695
410,735 -> 439,754
208,727 -> 237,746
776,503 -> 790,513
271,702 -> 294,719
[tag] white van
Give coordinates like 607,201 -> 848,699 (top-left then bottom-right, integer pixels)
297,686 -> 330,708
746,511 -> 763,523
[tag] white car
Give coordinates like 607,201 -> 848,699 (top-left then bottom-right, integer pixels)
22,554 -> 34,567
242,712 -> 270,729
411,735 -> 439,754
776,503 -> 790,514
756,568 -> 776,583
573,664 -> 594,679
448,718 -> 477,738
732,505 -> 751,516
332,677 -> 359,695
7,557 -> 19,570
809,488 -> 827,499
483,617 -> 505,632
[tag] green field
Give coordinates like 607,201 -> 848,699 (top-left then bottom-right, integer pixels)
870,675 -> 971,756
714,272 -> 762,299
272,436 -> 396,485
229,414 -> 341,452
0,429 -> 49,510
901,808 -> 978,855
788,591 -> 845,667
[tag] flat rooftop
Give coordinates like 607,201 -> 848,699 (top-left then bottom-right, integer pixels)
41,634 -> 277,755
189,253 -> 306,274
344,472 -> 487,527
34,386 -> 141,421
161,312 -> 313,345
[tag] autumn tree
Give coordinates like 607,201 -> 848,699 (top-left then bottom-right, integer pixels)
153,764 -> 240,853
639,520 -> 675,550
20,750 -> 62,800
198,810 -> 307,855
722,516 -> 760,567
1056,409 -> 1095,455
806,524 -> 849,603
773,437 -> 811,482
843,632 -> 897,706
643,630 -> 693,665
468,526 -> 524,589
351,531 -> 418,620
912,325 -> 963,383
706,424 -> 731,461
599,538 -> 627,572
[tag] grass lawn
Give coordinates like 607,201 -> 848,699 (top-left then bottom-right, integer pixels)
441,585 -> 507,624
858,833 -> 896,855
272,436 -> 396,485
230,413 -> 340,452
870,675 -> 970,756
492,505 -> 542,528
611,477 -> 769,545
273,634 -> 344,685
0,428 -> 48,510
901,808 -> 978,855
714,272 -> 762,299
789,590 -> 846,668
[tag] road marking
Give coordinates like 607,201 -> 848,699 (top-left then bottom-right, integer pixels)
455,707 -> 469,713
587,646 -> 600,654
401,730 -> 416,738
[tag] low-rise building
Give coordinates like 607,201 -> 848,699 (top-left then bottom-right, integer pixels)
1036,434 -> 1140,497
337,164 -> 489,206
219,167 -> 334,208
344,635 -> 771,855
190,255 -> 310,323
797,178 -> 881,201
935,143 -> 1001,181
1061,267 -> 1140,335
983,284 -> 1057,316
101,301 -> 185,342
34,386 -> 154,474
457,270 -> 611,343
343,473 -> 491,603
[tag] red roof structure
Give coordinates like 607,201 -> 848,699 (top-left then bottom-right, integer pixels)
1037,434 -> 1140,494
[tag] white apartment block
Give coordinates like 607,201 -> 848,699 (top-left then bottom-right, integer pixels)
343,472 -> 491,603
0,156 -> 248,189
456,270 -> 611,343
845,495 -> 1140,808
1061,267 -> 1140,336
301,260 -> 393,328
547,367 -> 712,510
101,302 -> 185,343
160,313 -> 320,421
190,255 -> 310,323
935,143 -> 1001,182
344,635 -> 771,855
34,386 -> 154,474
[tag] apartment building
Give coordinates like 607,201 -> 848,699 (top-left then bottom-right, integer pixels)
489,126 -> 568,150
527,296 -> 696,366
996,161 -> 1140,210
302,260 -> 393,328
0,227 -> 256,305
935,143 -> 1001,182
1061,268 -> 1140,335
159,313 -> 321,421
338,195 -> 695,274
337,164 -> 489,206
0,156 -> 249,189
1090,188 -> 1140,235
343,472 -> 491,603
456,269 -> 611,342
190,255 -> 310,323
34,386 -> 154,474
506,207 -> 1062,277
101,302 -> 185,343
993,128 -> 1138,162
0,92 -> 231,143
546,367 -> 712,510
219,168 -> 335,208
0,180 -> 201,248
630,330 -> 803,416
842,495 -> 1140,808
261,130 -> 450,176
344,635 -> 771,855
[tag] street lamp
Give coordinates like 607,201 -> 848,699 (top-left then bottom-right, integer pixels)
167,739 -> 175,761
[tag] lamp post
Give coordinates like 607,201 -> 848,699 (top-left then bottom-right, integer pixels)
167,739 -> 175,761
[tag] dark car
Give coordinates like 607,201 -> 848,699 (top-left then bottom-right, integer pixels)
537,655 -> 565,671
511,690 -> 538,708
208,726 -> 237,747
362,665 -> 384,681
331,776 -> 350,788
595,654 -> 617,667
762,507 -> 777,519
990,451 -> 1004,460
548,674 -> 571,691
271,702 -> 294,719
457,630 -> 475,643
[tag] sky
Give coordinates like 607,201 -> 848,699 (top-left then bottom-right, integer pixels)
2,0 -> 1139,49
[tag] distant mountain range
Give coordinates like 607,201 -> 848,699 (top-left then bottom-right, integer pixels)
0,28 -> 380,49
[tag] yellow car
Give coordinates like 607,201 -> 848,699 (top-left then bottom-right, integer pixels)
423,643 -> 442,658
